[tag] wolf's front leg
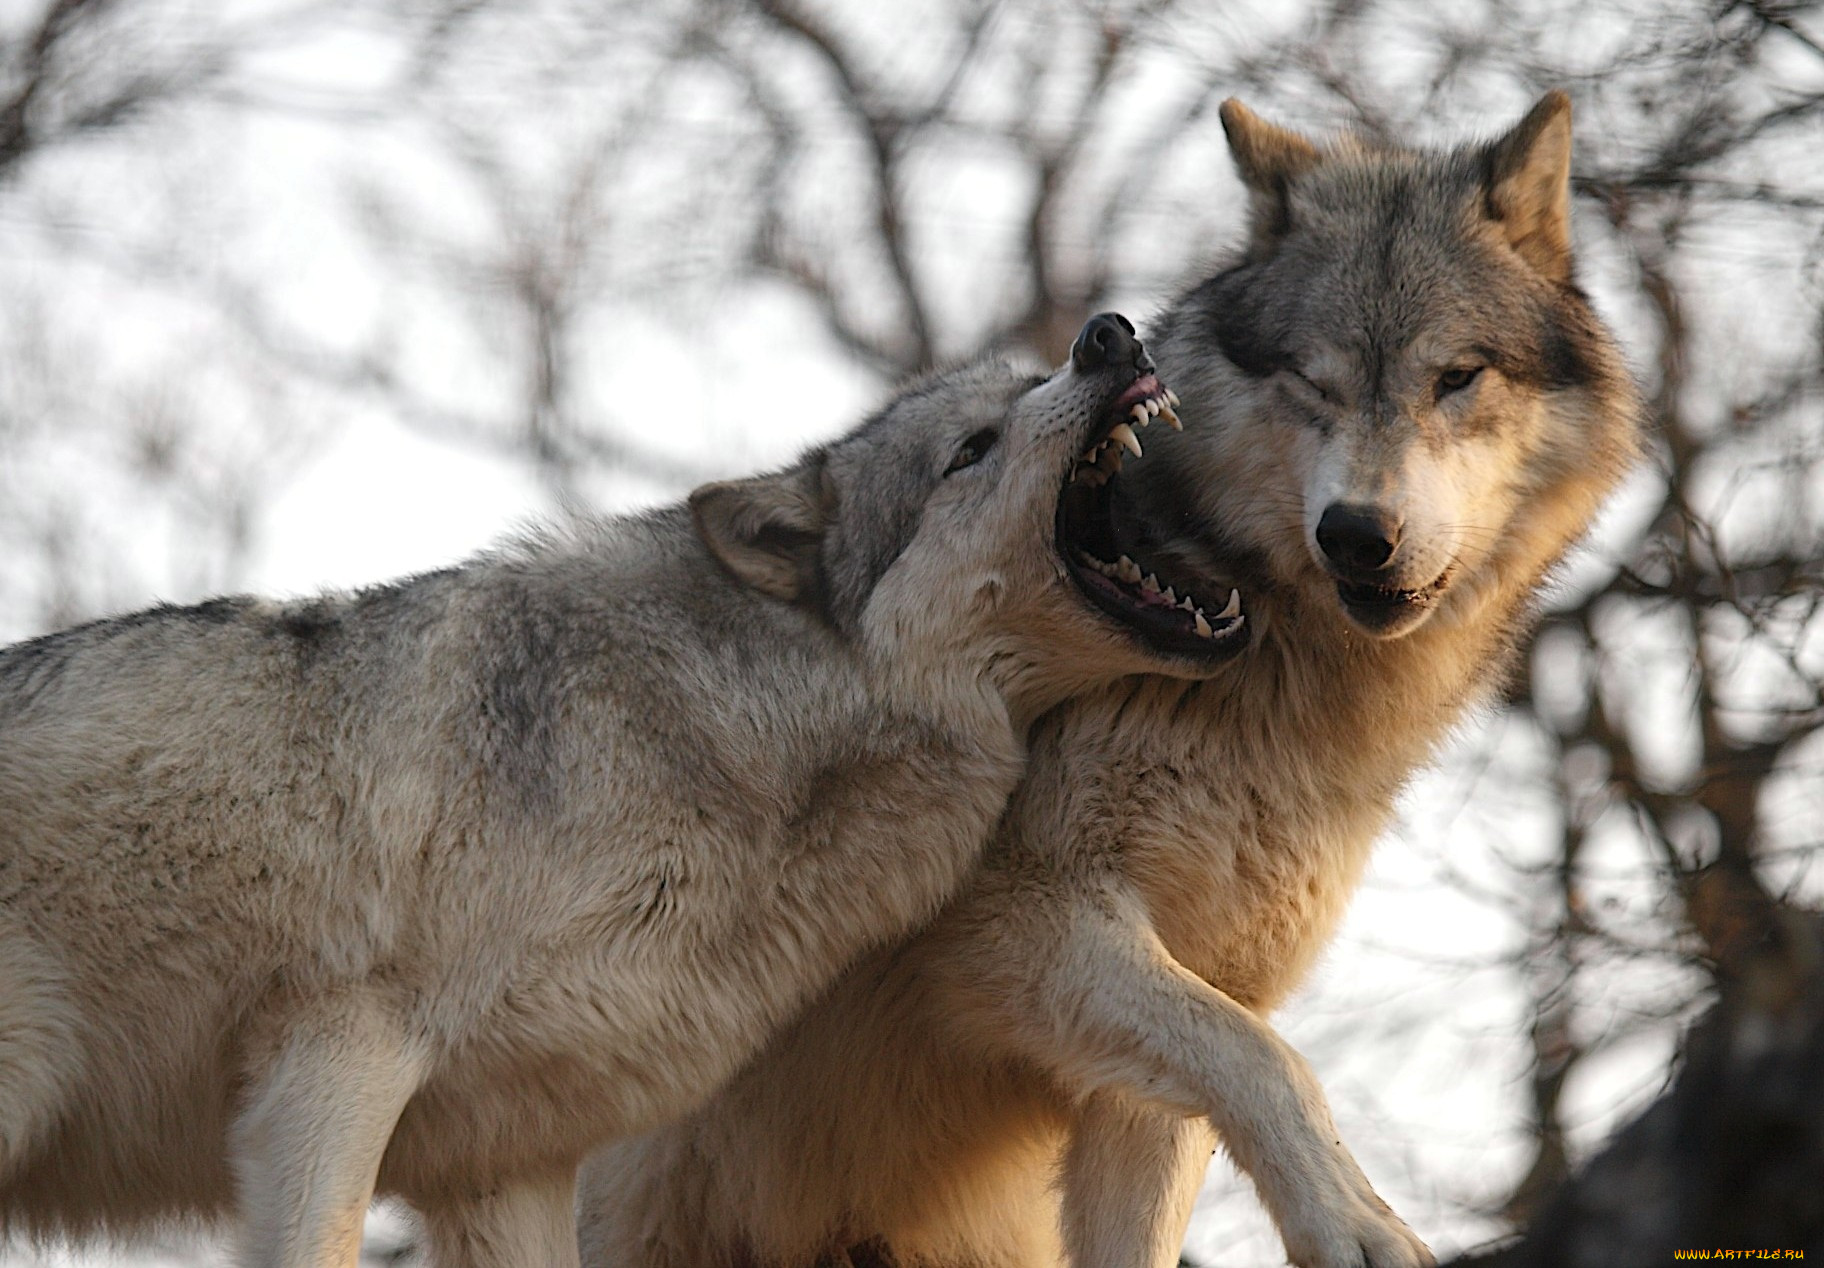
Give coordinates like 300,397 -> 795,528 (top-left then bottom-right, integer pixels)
1060,1090 -> 1213,1268
1025,884 -> 1434,1268
419,1169 -> 580,1268
230,990 -> 428,1268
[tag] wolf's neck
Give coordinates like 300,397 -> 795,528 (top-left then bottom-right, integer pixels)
1227,596 -> 1509,811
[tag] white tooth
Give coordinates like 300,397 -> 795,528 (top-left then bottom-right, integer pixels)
1109,423 -> 1143,458
1179,597 -> 1196,613
1215,589 -> 1241,620
1162,586 -> 1176,604
1146,397 -> 1161,416
1160,404 -> 1182,431
1129,404 -> 1149,427
1117,555 -> 1142,583
1194,611 -> 1213,638
1141,573 -> 1160,594
1165,388 -> 1180,408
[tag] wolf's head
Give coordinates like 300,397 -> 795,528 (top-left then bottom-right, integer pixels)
691,316 -> 1247,721
1118,92 -> 1641,641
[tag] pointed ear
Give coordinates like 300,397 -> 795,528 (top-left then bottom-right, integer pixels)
690,454 -> 832,604
1483,90 -> 1574,284
1219,99 -> 1322,251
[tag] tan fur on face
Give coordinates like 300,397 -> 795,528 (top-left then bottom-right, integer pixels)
1292,365 -> 1572,621
578,93 -> 1641,1268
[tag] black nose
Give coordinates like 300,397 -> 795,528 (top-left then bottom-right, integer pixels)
1316,504 -> 1402,573
1071,312 -> 1152,374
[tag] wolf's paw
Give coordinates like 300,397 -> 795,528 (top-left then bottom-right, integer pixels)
1276,1174 -> 1435,1268
1282,1218 -> 1435,1267
1284,1216 -> 1435,1268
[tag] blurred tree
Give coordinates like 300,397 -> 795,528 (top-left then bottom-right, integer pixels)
1447,906 -> 1824,1263
0,0 -> 488,635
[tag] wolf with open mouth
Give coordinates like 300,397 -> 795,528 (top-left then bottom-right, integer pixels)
0,315 -> 1235,1265
579,92 -> 1641,1268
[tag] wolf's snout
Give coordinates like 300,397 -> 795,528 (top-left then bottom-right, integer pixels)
1071,312 -> 1151,375
1316,504 -> 1402,574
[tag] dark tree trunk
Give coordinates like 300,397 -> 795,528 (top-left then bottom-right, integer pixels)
1450,906 -> 1824,1266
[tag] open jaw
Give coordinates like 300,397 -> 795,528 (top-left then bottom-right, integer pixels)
1056,376 -> 1246,662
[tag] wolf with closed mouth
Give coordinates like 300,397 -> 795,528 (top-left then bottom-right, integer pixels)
0,316 -> 1241,1266
577,92 -> 1642,1268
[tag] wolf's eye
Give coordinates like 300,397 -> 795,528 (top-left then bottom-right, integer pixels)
1285,368 -> 1336,405
1437,366 -> 1483,396
944,429 -> 1000,476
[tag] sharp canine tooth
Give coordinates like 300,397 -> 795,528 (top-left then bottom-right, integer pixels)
1194,611 -> 1213,638
1160,405 -> 1182,431
1165,389 -> 1180,408
1109,423 -> 1143,458
1215,589 -> 1241,620
1141,573 -> 1160,593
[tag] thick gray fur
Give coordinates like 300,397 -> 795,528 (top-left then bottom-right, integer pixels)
0,350 -> 1210,1265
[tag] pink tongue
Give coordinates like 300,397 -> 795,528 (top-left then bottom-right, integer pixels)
1087,567 -> 1184,611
